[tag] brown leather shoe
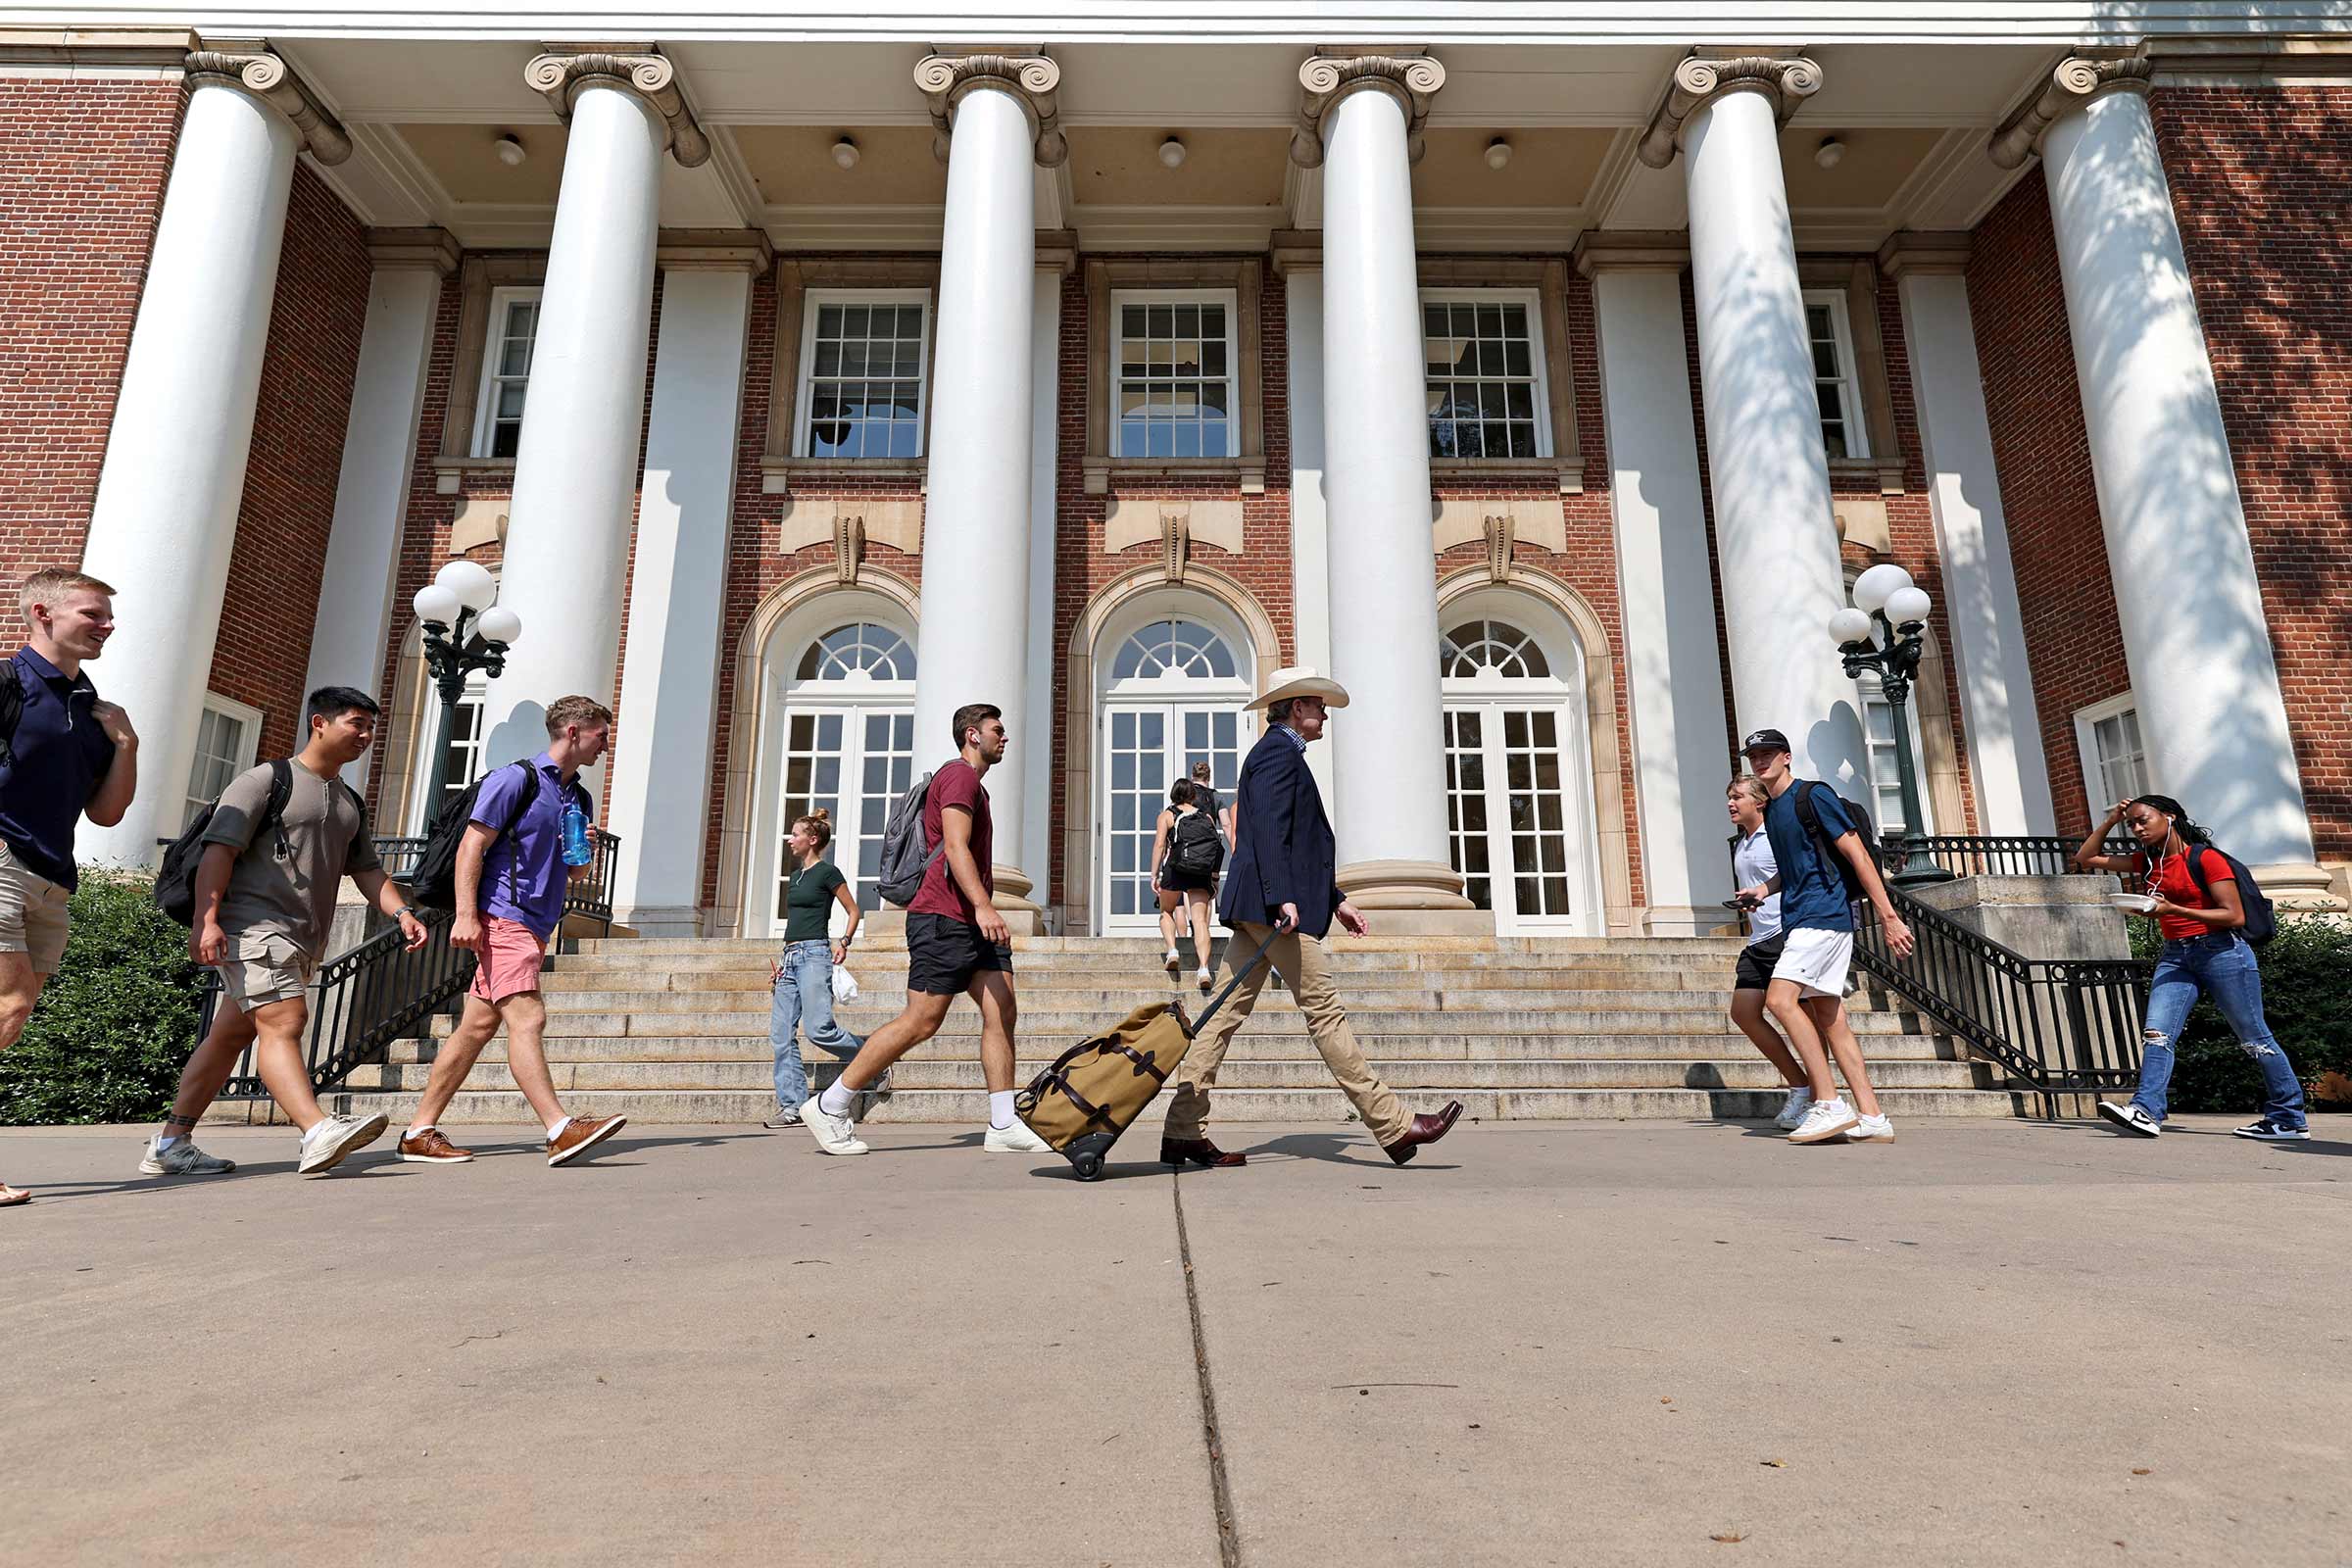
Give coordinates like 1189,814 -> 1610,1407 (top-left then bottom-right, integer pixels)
397,1127 -> 475,1164
547,1113 -> 628,1167
1383,1101 -> 1464,1165
1161,1137 -> 1247,1168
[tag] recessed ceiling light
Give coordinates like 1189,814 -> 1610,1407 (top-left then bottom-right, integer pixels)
1485,137 -> 1512,171
1815,137 -> 1846,170
1158,136 -> 1187,170
493,134 -> 525,167
832,136 -> 860,171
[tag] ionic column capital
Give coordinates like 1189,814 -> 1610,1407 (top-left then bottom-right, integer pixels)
913,53 -> 1067,168
1289,52 -> 1446,169
1637,52 -> 1822,169
183,46 -> 350,165
1987,55 -> 2155,169
524,50 -> 710,169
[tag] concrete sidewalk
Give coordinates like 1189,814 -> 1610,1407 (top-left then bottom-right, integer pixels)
4,1116 -> 2347,1566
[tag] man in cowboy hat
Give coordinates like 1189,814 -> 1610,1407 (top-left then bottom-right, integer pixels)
1160,666 -> 1462,1168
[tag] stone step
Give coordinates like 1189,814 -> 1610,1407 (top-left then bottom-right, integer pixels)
542,962 -> 1764,993
306,1084 -> 2023,1127
520,985 -> 1917,1018
570,934 -> 1754,957
557,950 -> 1750,978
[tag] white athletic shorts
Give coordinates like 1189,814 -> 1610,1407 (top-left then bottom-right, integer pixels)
1771,927 -> 1854,1001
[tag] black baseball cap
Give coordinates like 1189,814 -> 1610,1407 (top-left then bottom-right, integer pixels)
1740,728 -> 1790,757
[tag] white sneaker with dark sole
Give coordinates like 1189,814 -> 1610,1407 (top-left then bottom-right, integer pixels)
2232,1119 -> 2310,1142
799,1097 -> 868,1155
140,1138 -> 237,1175
297,1112 -> 389,1175
2097,1102 -> 2161,1138
984,1120 -> 1053,1154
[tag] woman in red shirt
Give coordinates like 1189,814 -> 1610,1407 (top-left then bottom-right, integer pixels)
2075,794 -> 2307,1141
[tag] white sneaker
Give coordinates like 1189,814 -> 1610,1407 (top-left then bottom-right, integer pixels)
1843,1113 -> 1894,1144
798,1096 -> 868,1155
1787,1099 -> 1860,1146
984,1119 -> 1053,1154
140,1137 -> 236,1175
1773,1087 -> 1815,1130
297,1112 -> 388,1175
1197,966 -> 1213,992
2097,1102 -> 2161,1138
1164,948 -> 1182,973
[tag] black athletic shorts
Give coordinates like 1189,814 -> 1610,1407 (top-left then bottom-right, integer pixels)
906,911 -> 1013,996
1733,932 -> 1788,992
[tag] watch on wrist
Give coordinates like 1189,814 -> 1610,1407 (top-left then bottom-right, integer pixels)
396,905 -> 420,921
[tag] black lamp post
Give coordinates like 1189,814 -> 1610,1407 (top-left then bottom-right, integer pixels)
1830,563 -> 1950,887
409,560 -> 520,817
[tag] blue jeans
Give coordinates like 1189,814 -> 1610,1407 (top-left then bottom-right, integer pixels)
771,940 -> 862,1109
2132,931 -> 2305,1128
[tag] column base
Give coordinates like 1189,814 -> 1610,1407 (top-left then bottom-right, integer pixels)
608,904 -> 705,938
2254,861 -> 2351,915
1642,905 -> 1738,939
1336,858 -> 1475,911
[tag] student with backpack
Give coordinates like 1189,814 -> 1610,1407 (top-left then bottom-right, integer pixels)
2074,794 -> 2307,1142
1152,777 -> 1222,991
1734,728 -> 1915,1146
143,687 -> 429,1178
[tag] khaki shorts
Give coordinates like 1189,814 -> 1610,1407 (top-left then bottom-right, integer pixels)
216,934 -> 318,1012
0,841 -> 73,974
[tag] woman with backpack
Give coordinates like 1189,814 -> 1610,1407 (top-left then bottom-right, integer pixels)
2074,794 -> 2307,1142
763,808 -> 873,1129
1152,777 -> 1220,990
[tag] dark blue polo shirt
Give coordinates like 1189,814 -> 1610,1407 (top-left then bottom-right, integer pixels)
0,647 -> 117,890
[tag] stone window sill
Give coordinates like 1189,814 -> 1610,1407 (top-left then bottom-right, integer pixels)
433,456 -> 515,495
761,457 -> 929,497
1429,456 -> 1585,495
1829,455 -> 1907,496
1085,457 -> 1264,497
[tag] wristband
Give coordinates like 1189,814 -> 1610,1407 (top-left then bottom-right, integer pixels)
396,905 -> 420,920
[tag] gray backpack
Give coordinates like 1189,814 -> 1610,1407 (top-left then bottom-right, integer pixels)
874,770 -> 938,907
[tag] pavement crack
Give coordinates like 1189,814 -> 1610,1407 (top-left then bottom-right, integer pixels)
1172,1167 -> 1243,1568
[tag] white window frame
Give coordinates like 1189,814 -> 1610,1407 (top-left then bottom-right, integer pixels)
468,285 -> 542,460
792,287 -> 932,460
1853,670 -> 1934,837
183,693 -> 264,831
1107,287 -> 1242,464
1802,288 -> 1871,462
2073,692 -> 2151,815
1419,286 -> 1554,462
410,670 -> 489,833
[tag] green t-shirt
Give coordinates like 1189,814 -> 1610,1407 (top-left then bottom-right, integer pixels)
782,859 -> 848,942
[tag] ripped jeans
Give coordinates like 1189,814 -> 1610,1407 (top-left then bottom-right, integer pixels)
2132,931 -> 2306,1129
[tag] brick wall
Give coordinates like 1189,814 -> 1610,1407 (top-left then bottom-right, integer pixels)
2154,84 -> 2352,861
203,164 -> 372,759
0,74 -> 183,580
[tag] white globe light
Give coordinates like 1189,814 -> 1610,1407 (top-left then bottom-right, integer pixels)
476,606 -> 522,645
436,558 -> 497,613
1850,562 -> 1914,616
1157,136 -> 1187,170
412,583 -> 461,624
1828,607 -> 1875,647
1885,584 -> 1933,627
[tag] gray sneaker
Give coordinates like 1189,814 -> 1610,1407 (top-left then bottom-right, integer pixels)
140,1137 -> 237,1176
762,1105 -> 802,1129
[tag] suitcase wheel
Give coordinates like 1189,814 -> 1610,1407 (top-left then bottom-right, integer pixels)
1072,1152 -> 1105,1182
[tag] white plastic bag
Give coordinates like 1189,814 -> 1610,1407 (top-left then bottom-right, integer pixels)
831,963 -> 859,1004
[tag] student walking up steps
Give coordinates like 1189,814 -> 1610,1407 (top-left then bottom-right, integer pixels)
145,688 -> 428,1177
399,696 -> 628,1167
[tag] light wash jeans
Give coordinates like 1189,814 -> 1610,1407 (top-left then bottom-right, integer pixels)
771,939 -> 862,1109
2131,931 -> 2306,1128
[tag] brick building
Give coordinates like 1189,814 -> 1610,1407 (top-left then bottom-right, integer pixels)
5,17 -> 2348,939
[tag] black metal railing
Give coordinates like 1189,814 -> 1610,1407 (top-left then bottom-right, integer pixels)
372,828 -> 621,932
1906,834 -> 2135,879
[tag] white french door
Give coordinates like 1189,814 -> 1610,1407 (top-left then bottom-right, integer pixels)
1099,703 -> 1249,932
764,705 -> 916,934
1444,703 -> 1592,934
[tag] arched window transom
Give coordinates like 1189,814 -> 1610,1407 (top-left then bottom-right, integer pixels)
1440,619 -> 1550,679
1110,619 -> 1237,682
796,622 -> 916,682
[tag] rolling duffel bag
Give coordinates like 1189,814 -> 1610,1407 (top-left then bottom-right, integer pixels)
1014,930 -> 1280,1182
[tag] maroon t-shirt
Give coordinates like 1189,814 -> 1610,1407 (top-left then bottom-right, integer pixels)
909,759 -> 994,922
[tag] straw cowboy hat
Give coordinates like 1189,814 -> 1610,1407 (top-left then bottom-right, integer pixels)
1250,664 -> 1351,711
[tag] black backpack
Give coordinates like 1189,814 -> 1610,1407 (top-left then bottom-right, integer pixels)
1169,808 -> 1225,876
154,760 -> 296,926
1791,779 -> 1880,906
407,760 -> 539,911
2180,844 -> 2278,947
0,660 -> 22,771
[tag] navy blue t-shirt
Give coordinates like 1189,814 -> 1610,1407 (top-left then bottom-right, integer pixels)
1762,781 -> 1859,934
0,647 -> 117,890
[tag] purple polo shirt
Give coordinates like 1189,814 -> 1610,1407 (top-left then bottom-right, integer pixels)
470,753 -> 593,941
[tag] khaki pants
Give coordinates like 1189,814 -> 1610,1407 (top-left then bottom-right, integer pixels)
1164,920 -> 1408,1146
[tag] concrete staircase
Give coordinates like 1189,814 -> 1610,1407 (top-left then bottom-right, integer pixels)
315,930 -> 2024,1127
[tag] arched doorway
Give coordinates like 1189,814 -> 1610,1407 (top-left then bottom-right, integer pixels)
1096,612 -> 1254,932
1439,604 -> 1601,935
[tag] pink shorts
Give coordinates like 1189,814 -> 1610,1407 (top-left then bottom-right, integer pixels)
468,916 -> 548,1004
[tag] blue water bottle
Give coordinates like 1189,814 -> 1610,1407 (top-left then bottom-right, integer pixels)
561,803 -> 593,867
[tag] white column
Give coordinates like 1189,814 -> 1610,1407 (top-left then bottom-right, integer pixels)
1584,251 -> 1732,932
78,52 -> 342,866
1296,56 -> 1467,910
1281,262 -> 1339,807
1646,57 -> 1865,794
1883,241 -> 2055,837
1019,265 -> 1061,917
910,56 -> 1063,918
605,255 -> 756,935
304,233 -> 453,789
2023,67 -> 2328,898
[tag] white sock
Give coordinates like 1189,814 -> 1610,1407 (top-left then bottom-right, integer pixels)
405,1123 -> 435,1140
819,1081 -> 856,1118
546,1115 -> 572,1142
989,1090 -> 1016,1130
154,1135 -> 180,1151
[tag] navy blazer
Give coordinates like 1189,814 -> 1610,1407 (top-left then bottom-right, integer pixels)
1218,726 -> 1345,940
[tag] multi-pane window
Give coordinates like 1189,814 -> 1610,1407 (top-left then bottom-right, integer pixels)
769,622 -> 919,923
471,288 -> 541,460
1423,292 -> 1546,460
422,684 -> 489,828
796,622 -> 916,682
1803,290 -> 1869,462
1112,293 -> 1234,460
1111,619 -> 1237,681
183,698 -> 261,830
2076,696 -> 2149,811
799,294 -> 928,459
1440,619 -> 1550,679
1856,672 -> 1930,836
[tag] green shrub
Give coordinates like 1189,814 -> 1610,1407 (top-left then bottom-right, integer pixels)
2128,914 -> 2352,1113
0,871 -> 202,1125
